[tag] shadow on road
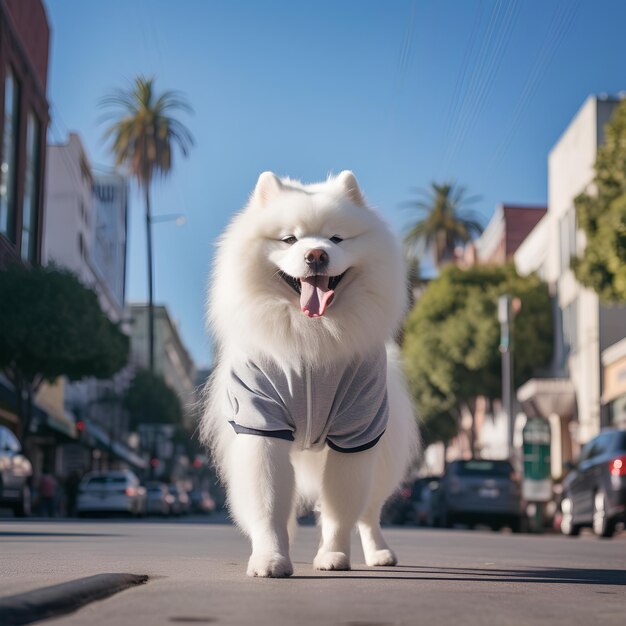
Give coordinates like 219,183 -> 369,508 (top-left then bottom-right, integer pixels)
0,531 -> 120,538
289,565 -> 626,586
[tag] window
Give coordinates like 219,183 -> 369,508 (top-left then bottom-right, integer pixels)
559,208 -> 577,272
456,461 -> 513,476
21,112 -> 41,262
578,439 -> 595,463
0,427 -> 21,453
78,233 -> 85,259
562,298 -> 578,357
0,68 -> 19,241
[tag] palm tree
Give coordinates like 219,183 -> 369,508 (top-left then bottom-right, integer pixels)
101,76 -> 193,373
403,182 -> 483,269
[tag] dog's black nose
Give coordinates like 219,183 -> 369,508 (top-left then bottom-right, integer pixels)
305,249 -> 329,268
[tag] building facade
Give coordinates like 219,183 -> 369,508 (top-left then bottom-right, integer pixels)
42,132 -> 138,475
514,95 -> 626,476
473,204 -> 547,265
129,303 -> 197,428
44,133 -> 129,323
0,0 -> 49,267
92,173 -> 129,315
602,339 -> 626,429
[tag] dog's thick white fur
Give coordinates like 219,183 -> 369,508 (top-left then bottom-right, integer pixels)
201,171 -> 419,577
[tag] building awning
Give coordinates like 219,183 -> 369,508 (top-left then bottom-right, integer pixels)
85,421 -> 147,470
45,412 -> 77,440
0,377 -> 76,440
517,378 -> 576,419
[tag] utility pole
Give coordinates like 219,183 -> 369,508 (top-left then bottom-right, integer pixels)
499,295 -> 521,459
144,210 -> 186,374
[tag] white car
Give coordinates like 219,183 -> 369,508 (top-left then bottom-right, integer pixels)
77,470 -> 146,517
0,426 -> 33,516
145,481 -> 174,516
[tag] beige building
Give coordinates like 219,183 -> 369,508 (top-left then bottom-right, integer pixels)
602,339 -> 626,429
515,95 -> 626,476
129,304 -> 197,427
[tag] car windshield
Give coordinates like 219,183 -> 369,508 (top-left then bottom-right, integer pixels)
85,476 -> 126,485
609,430 -> 626,451
456,461 -> 512,476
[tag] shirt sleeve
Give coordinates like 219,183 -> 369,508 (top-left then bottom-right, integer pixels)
227,360 -> 295,440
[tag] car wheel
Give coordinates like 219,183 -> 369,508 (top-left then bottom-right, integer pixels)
14,485 -> 31,517
560,497 -> 580,536
592,491 -> 616,538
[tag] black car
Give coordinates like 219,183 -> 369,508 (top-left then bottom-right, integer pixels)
381,476 -> 441,526
438,459 -> 523,532
560,429 -> 626,538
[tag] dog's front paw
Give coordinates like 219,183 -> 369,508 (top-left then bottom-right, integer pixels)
247,552 -> 293,578
313,550 -> 350,571
365,548 -> 397,567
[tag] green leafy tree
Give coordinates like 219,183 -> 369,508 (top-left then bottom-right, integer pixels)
124,369 -> 182,430
100,76 -> 193,372
402,264 -> 553,454
573,99 -> 626,302
0,264 -> 129,440
403,182 -> 483,268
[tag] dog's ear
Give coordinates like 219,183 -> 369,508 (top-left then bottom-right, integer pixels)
253,171 -> 283,208
336,170 -> 365,207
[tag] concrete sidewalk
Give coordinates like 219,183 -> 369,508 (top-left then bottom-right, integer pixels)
1,519 -> 625,625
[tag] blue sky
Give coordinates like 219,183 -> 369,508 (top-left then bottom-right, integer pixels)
45,0 -> 626,368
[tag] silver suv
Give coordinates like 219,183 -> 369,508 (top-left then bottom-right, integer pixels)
0,426 -> 33,516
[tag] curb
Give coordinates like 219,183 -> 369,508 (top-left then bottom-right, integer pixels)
0,573 -> 149,626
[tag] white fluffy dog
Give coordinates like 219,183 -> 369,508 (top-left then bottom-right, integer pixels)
201,171 -> 418,577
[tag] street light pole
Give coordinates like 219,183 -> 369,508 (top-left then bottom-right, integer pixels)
145,186 -> 155,374
499,295 -> 521,460
499,295 -> 514,458
144,206 -> 186,375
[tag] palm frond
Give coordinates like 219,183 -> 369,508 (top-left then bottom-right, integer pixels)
99,75 -> 193,188
402,180 -> 484,268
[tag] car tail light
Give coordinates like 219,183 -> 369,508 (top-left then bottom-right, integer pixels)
400,487 -> 411,499
125,487 -> 138,497
609,455 -> 626,477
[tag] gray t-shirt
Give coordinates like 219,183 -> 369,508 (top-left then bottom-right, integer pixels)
226,348 -> 388,452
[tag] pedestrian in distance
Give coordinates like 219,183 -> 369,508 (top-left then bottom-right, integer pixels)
38,470 -> 57,518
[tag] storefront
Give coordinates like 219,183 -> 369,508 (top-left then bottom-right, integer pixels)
602,338 -> 626,429
517,378 -> 576,480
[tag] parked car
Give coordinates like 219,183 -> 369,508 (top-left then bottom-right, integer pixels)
0,426 -> 32,516
189,489 -> 216,515
145,481 -> 174,516
560,429 -> 626,538
381,482 -> 414,525
167,483 -> 190,516
438,459 -> 523,532
414,476 -> 442,526
381,476 -> 441,525
77,470 -> 146,517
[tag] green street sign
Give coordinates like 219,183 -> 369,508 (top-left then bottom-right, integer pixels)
522,417 -> 552,502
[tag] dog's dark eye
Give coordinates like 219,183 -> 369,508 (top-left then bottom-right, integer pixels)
281,235 -> 297,245
330,236 -> 343,244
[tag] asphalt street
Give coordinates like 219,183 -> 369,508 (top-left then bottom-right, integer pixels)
1,516 -> 625,626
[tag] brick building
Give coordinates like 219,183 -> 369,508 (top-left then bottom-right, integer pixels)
471,203 -> 547,265
0,0 -> 49,267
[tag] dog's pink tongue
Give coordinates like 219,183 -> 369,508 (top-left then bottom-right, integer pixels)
300,276 -> 334,318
